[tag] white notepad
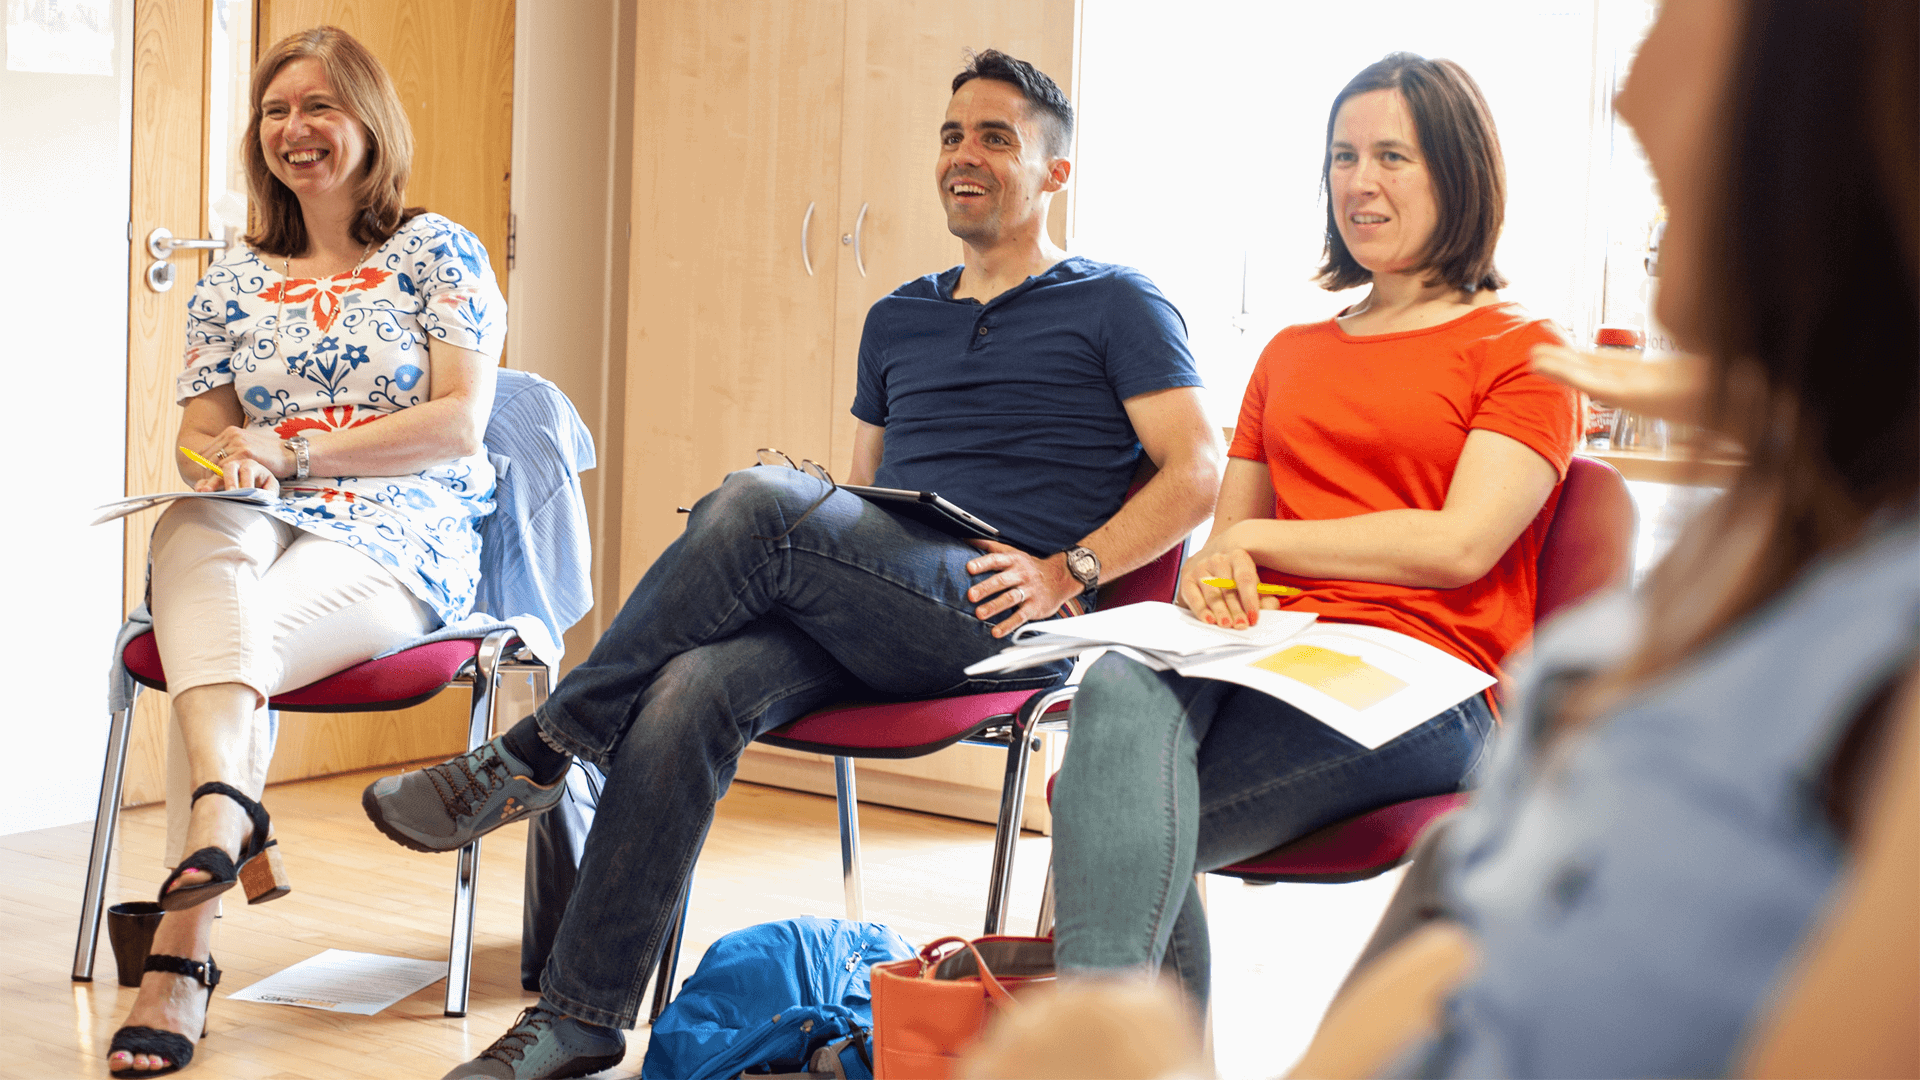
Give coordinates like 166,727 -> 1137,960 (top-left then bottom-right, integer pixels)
90,487 -> 274,526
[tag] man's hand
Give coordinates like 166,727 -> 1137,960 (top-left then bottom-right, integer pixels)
965,540 -> 1084,639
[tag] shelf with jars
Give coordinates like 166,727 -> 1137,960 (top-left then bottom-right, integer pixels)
1577,325 -> 1745,487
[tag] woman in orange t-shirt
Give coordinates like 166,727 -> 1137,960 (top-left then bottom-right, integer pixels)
1049,53 -> 1579,1016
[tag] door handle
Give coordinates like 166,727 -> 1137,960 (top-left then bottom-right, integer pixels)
800,201 -> 816,277
144,226 -> 231,293
852,201 -> 869,279
146,226 -> 229,260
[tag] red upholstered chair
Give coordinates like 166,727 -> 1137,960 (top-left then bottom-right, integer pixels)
75,370 -> 594,1017
1031,455 -> 1636,931
1205,455 -> 1635,889
644,534 -> 1189,1021
71,627 -> 547,1016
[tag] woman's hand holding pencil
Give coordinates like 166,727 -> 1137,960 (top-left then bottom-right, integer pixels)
1199,577 -> 1303,597
1177,538 -> 1305,630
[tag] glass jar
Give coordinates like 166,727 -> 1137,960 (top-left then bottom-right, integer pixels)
1584,326 -> 1642,451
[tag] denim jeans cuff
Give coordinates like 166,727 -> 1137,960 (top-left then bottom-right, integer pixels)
538,979 -> 638,1031
533,704 -> 615,772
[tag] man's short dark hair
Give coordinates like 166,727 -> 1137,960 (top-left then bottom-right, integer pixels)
951,48 -> 1074,160
1316,52 -> 1508,294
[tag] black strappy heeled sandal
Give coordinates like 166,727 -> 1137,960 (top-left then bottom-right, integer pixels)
156,782 -> 290,912
107,954 -> 221,1077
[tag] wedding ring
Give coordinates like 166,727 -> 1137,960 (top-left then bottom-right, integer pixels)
1010,587 -> 1025,604
214,448 -> 228,460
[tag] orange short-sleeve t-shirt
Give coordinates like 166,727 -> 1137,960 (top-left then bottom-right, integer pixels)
1226,302 -> 1581,677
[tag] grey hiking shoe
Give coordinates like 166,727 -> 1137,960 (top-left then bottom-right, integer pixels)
362,735 -> 566,852
441,1006 -> 626,1079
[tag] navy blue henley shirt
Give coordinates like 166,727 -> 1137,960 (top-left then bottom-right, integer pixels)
851,256 -> 1201,554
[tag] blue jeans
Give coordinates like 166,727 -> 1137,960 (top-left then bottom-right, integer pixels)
1050,652 -> 1495,1012
530,467 -> 1069,1028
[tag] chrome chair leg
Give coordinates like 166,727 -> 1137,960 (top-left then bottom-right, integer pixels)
444,631 -> 512,1016
648,876 -> 693,1025
74,689 -> 140,981
525,658 -> 551,710
833,756 -> 865,921
446,838 -> 481,1018
984,686 -> 1074,934
1035,860 -> 1056,937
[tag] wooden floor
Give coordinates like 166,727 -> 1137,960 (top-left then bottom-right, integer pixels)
2,766 -> 1396,1079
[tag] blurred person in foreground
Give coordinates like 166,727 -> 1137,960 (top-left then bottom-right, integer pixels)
1290,0 -> 1917,1075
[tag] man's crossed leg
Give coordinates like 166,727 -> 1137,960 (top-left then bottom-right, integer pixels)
364,468 -> 1067,1074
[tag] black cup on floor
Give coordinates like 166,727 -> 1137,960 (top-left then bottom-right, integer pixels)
107,901 -> 166,987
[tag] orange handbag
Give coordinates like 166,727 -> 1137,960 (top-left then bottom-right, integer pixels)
869,935 -> 1055,1079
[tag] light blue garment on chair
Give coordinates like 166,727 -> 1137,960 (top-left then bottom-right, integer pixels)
470,368 -> 597,647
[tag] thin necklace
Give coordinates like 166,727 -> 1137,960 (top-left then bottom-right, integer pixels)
272,236 -> 377,364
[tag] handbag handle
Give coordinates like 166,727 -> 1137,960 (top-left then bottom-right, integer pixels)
917,936 -> 1019,1009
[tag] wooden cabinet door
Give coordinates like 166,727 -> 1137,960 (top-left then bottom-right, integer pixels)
735,2 -> 1078,834
826,0 -> 1077,474
619,0 -> 847,585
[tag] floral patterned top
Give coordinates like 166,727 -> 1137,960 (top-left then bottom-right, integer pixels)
177,213 -> 506,623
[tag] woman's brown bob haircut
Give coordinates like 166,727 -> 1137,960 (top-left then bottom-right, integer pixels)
243,26 -> 421,258
1316,53 -> 1507,294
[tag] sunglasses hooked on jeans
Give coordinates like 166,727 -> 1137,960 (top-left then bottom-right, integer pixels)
752,447 -> 836,543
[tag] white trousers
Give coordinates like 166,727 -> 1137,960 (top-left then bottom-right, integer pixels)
148,498 -> 437,862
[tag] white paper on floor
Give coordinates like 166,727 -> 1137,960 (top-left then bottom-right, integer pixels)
225,948 -> 445,1014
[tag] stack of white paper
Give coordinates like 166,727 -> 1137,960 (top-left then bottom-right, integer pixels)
967,602 -> 1494,749
91,488 -> 274,526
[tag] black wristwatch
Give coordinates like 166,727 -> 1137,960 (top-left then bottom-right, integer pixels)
1063,545 -> 1101,592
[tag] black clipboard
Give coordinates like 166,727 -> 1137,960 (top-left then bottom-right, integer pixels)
841,485 -> 1045,555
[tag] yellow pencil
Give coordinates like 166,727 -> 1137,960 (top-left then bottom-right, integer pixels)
179,445 -> 224,475
1200,577 -> 1303,597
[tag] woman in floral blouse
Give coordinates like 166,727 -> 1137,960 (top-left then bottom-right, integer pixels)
109,26 -> 503,1077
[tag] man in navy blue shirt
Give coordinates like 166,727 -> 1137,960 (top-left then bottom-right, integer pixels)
370,49 -> 1219,1079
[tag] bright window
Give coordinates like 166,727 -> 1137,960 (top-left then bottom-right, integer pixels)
1072,0 -> 1660,426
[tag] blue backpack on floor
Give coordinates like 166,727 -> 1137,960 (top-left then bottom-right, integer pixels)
641,917 -> 915,1079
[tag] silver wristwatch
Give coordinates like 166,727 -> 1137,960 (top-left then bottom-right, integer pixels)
282,435 -> 311,481
1063,545 -> 1100,592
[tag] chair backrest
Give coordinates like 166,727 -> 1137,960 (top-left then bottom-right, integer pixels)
1091,459 -> 1190,609
1535,456 -> 1636,624
1097,540 -> 1186,609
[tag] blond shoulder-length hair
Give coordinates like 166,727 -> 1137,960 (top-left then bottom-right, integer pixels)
243,26 -> 422,257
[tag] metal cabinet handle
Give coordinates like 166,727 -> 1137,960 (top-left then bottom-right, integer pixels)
852,201 -> 869,279
800,201 -> 816,277
146,226 -> 229,260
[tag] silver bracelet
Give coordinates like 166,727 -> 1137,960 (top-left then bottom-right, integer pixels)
283,435 -> 311,481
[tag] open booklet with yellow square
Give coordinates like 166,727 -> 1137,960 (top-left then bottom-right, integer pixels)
966,601 -> 1495,749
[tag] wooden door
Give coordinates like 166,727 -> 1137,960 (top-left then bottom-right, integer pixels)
119,0 -> 517,805
119,0 -> 213,807
826,0 -> 1078,473
618,0 -> 848,587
